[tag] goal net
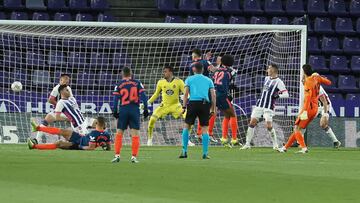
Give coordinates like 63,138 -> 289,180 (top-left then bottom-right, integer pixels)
0,21 -> 306,146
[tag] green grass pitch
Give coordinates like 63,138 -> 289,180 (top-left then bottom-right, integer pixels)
1,144 -> 360,203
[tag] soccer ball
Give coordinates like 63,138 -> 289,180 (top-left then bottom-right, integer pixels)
11,81 -> 23,92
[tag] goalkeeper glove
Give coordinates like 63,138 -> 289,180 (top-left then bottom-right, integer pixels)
113,111 -> 119,119
299,111 -> 308,120
143,109 -> 149,119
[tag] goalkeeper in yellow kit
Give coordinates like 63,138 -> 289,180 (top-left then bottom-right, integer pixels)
147,66 -> 195,146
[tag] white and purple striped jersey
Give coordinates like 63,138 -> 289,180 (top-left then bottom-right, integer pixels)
318,86 -> 331,107
256,76 -> 288,110
50,84 -> 73,103
54,97 -> 85,128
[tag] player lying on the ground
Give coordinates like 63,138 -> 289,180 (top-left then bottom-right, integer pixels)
179,62 -> 216,159
316,86 -> 341,148
146,65 -> 194,146
278,65 -> 331,153
111,67 -> 149,163
36,74 -> 73,143
28,116 -> 111,150
213,54 -> 240,147
54,84 -> 90,135
241,64 -> 289,150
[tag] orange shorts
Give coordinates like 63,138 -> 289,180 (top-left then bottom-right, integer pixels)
295,109 -> 317,129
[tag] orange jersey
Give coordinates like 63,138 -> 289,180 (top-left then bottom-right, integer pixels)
303,75 -> 331,112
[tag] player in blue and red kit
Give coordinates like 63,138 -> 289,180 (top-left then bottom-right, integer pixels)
213,54 -> 239,147
111,67 -> 149,163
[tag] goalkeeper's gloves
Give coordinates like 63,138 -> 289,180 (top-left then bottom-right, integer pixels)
182,106 -> 187,114
143,108 -> 149,119
112,111 -> 119,119
299,111 -> 308,120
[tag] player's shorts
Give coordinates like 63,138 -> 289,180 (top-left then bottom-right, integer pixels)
251,107 -> 275,122
152,103 -> 183,119
118,106 -> 140,130
185,101 -> 211,126
295,109 -> 318,129
69,131 -> 82,147
216,96 -> 232,111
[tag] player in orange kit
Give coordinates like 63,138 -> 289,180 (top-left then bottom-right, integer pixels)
278,64 -> 331,153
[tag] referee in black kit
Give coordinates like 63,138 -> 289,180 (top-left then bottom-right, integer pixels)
179,62 -> 216,159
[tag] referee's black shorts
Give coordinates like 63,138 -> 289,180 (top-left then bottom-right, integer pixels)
185,101 -> 211,126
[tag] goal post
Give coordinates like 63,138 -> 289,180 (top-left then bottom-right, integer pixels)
0,20 -> 307,146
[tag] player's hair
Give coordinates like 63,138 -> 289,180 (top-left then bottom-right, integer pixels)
194,62 -> 203,73
221,54 -> 234,66
163,65 -> 174,72
192,48 -> 202,57
269,64 -> 279,72
218,53 -> 225,57
96,116 -> 106,129
122,67 -> 131,77
58,84 -> 68,94
60,73 -> 70,78
302,64 -> 313,76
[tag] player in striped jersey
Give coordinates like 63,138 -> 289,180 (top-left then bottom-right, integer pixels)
316,86 -> 341,148
241,64 -> 289,150
35,74 -> 73,143
54,84 -> 89,136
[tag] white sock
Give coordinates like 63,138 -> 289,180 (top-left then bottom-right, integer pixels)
269,128 -> 278,147
325,127 -> 338,142
246,127 -> 254,146
36,131 -> 43,143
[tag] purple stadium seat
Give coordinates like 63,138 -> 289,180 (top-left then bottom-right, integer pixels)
32,70 -> 50,85
308,55 -> 329,73
323,75 -> 338,92
357,18 -> 360,33
307,0 -> 327,16
292,16 -> 306,25
54,12 -> 72,21
179,0 -> 199,14
48,51 -> 66,66
235,74 -> 253,89
0,12 -> 6,20
32,12 -> 49,20
272,17 -> 289,24
112,53 -> 131,67
321,36 -> 342,54
200,0 -> 220,14
76,72 -> 96,86
47,0 -> 68,11
26,51 -> 45,66
345,94 -> 360,117
4,0 -> 24,9
250,16 -> 268,24
90,0 -> 109,11
243,0 -> 263,14
165,15 -> 182,23
158,0 -> 177,13
351,56 -> 360,72
229,16 -> 246,24
335,18 -> 355,34
307,37 -> 321,54
69,0 -> 88,11
68,52 -> 88,67
26,0 -> 46,10
338,75 -> 358,92
328,93 -> 344,113
90,53 -> 110,68
264,0 -> 284,15
10,12 -> 28,20
98,72 -> 119,87
343,37 -> 360,54
328,0 -> 347,16
208,16 -> 225,24
97,13 -> 114,22
3,50 -> 21,68
329,55 -> 350,73
186,16 -> 204,23
75,13 -> 93,21
221,0 -> 241,14
286,0 -> 305,15
314,17 -> 333,34
350,0 -> 360,16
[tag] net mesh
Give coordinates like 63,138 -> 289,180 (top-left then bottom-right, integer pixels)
0,22 -> 304,146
